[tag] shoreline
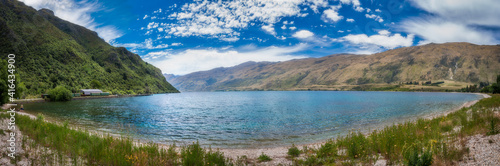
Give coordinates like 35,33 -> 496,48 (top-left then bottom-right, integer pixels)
11,94 -> 159,104
7,93 -> 491,164
216,93 -> 492,162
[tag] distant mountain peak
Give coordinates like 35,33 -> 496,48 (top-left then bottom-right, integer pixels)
168,42 -> 500,92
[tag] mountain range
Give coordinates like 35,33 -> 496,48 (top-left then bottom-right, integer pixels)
167,42 -> 500,92
0,0 -> 178,96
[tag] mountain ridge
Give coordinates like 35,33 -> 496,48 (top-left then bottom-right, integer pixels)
167,42 -> 500,92
0,0 -> 178,96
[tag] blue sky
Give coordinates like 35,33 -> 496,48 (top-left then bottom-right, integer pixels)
20,0 -> 500,75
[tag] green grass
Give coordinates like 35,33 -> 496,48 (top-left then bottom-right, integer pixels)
257,153 -> 272,162
0,113 -> 231,166
287,144 -> 301,158
295,95 -> 500,165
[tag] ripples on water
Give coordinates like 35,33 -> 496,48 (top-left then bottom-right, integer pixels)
24,91 -> 480,148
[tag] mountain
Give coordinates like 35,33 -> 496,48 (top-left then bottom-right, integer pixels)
0,0 -> 178,96
167,43 -> 500,92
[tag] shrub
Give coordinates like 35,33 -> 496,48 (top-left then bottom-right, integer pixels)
258,152 -> 272,162
181,141 -> 204,166
48,86 -> 72,101
403,145 -> 433,166
287,144 -> 301,158
487,118 -> 499,135
317,141 -> 337,159
36,113 -> 45,122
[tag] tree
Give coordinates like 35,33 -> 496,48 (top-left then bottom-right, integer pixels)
48,86 -> 72,101
90,80 -> 102,89
0,60 -> 8,104
493,75 -> 500,94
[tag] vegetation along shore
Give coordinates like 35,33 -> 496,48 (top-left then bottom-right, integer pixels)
0,94 -> 498,165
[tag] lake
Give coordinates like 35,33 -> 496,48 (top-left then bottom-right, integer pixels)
23,91 -> 481,148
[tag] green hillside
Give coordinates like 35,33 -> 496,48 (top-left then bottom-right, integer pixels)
168,43 -> 500,92
0,0 -> 178,98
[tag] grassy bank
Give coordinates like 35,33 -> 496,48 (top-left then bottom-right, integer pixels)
293,95 -> 499,165
0,113 -> 233,165
1,95 -> 498,165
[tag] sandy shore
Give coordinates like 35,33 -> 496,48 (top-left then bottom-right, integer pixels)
2,93 -> 493,165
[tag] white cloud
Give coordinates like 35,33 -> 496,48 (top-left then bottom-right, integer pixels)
262,24 -> 276,36
150,0 -> 331,41
410,0 -> 500,27
365,14 -> 384,22
342,30 -> 414,49
306,0 -> 329,13
221,37 -> 240,42
346,18 -> 355,22
338,30 -> 344,33
114,38 -> 171,49
340,0 -> 364,12
403,0 -> 500,45
148,44 -> 309,75
322,5 -> 343,23
281,25 -> 287,30
375,9 -> 381,12
20,0 -> 122,43
171,43 -> 182,46
401,18 -> 498,45
289,26 -> 297,30
293,30 -> 314,39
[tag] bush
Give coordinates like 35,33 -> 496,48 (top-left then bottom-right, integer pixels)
258,153 -> 272,162
181,141 -> 204,166
287,144 -> 301,158
48,86 -> 73,101
403,145 -> 433,166
487,119 -> 499,135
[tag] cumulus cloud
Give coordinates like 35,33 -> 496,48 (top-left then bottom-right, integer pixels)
262,24 -> 277,36
339,0 -> 364,12
19,0 -> 122,42
346,18 -> 355,22
147,44 -> 309,75
306,0 -> 329,13
293,30 -> 315,39
404,0 -> 500,45
401,18 -> 498,45
322,5 -> 343,23
342,30 -> 414,49
147,0 -> 332,41
365,14 -> 383,22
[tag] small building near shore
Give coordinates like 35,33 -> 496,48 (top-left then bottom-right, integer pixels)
80,89 -> 103,96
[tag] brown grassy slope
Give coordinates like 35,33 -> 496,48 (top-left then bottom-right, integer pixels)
168,43 -> 500,91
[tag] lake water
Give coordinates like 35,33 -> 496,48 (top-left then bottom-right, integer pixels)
23,91 -> 481,148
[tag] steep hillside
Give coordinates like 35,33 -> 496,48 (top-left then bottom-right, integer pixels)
0,0 -> 178,95
168,43 -> 500,92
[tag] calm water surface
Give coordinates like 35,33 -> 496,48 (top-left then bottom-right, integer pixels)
23,91 -> 481,148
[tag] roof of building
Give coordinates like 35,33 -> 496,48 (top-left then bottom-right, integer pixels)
80,89 -> 103,92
